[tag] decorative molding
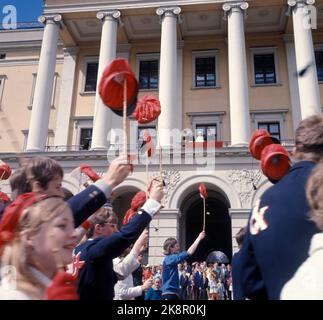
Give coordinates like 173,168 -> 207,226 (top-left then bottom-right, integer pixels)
96,10 -> 122,26
38,14 -> 63,27
151,169 -> 181,206
286,0 -> 316,16
222,1 -> 249,20
156,6 -> 181,23
227,170 -> 261,207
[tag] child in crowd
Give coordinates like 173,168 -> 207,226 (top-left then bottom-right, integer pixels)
0,195 -> 78,300
161,231 -> 205,300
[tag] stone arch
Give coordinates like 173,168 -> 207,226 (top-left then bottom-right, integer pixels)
250,179 -> 272,207
168,174 -> 241,210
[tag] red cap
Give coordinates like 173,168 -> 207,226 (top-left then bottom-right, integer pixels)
133,94 -> 161,124
0,192 -> 47,255
249,129 -> 280,160
0,163 -> 12,180
99,58 -> 138,116
122,191 -> 147,225
260,144 -> 290,181
80,164 -> 100,182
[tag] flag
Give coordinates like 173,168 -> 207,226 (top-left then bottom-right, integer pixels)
140,130 -> 154,157
198,183 -> 207,199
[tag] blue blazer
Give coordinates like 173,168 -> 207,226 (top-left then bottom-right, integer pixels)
68,184 -> 107,227
75,209 -> 152,300
237,161 -> 320,300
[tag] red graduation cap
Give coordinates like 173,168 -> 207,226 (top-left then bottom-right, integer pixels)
260,144 -> 291,182
133,94 -> 161,124
249,129 -> 280,160
0,191 -> 10,203
122,191 -> 147,225
79,164 -> 100,182
0,162 -> 12,180
99,58 -> 138,116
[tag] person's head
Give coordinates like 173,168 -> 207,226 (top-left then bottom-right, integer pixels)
86,206 -> 118,239
153,276 -> 162,290
163,237 -> 180,255
0,196 -> 78,295
294,114 -> 323,162
9,167 -> 32,200
306,162 -> 323,230
24,157 -> 64,197
235,226 -> 247,249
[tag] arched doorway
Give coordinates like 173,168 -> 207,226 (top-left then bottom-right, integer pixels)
179,188 -> 232,263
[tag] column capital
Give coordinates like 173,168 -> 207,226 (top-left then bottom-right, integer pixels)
286,0 -> 315,15
96,10 -> 122,25
222,2 -> 249,20
63,46 -> 79,57
156,6 -> 181,22
38,14 -> 63,27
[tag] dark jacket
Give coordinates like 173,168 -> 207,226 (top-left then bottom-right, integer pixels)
75,210 -> 152,300
237,161 -> 320,300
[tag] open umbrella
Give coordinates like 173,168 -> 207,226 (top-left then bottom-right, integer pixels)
206,251 -> 229,264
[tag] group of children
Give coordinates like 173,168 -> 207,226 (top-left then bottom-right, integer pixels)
0,154 -> 207,300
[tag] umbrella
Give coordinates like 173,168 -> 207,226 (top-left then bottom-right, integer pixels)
206,251 -> 229,264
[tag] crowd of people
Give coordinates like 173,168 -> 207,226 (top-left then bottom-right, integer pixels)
0,113 -> 322,300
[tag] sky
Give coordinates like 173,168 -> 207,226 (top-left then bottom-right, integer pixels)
0,0 -> 44,28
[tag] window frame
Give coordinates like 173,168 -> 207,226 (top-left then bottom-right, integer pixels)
250,47 -> 280,86
81,57 -> 99,94
257,122 -> 281,141
195,123 -> 218,142
72,116 -> 93,151
186,112 -> 225,142
136,53 -> 160,91
192,50 -> 220,89
250,109 -> 288,141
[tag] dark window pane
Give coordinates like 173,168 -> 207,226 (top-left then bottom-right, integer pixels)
139,60 -> 159,89
315,51 -> 323,82
195,56 -> 216,87
258,122 -> 281,140
80,128 -> 93,150
254,54 -> 276,84
85,62 -> 98,92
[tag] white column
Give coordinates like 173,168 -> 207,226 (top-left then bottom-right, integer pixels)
26,15 -> 61,152
284,35 -> 302,129
287,0 -> 321,119
91,10 -> 121,150
156,7 -> 181,148
223,2 -> 251,146
54,47 -> 79,149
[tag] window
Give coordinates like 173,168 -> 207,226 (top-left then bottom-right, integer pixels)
250,48 -> 279,85
139,60 -> 159,90
258,122 -> 281,141
80,128 -> 92,150
195,124 -> 217,142
28,73 -> 58,110
254,54 -> 276,84
0,54 -> 6,60
73,117 -> 93,151
315,50 -> 323,82
192,51 -> 218,88
136,53 -> 160,91
84,61 -> 98,92
138,126 -> 156,148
